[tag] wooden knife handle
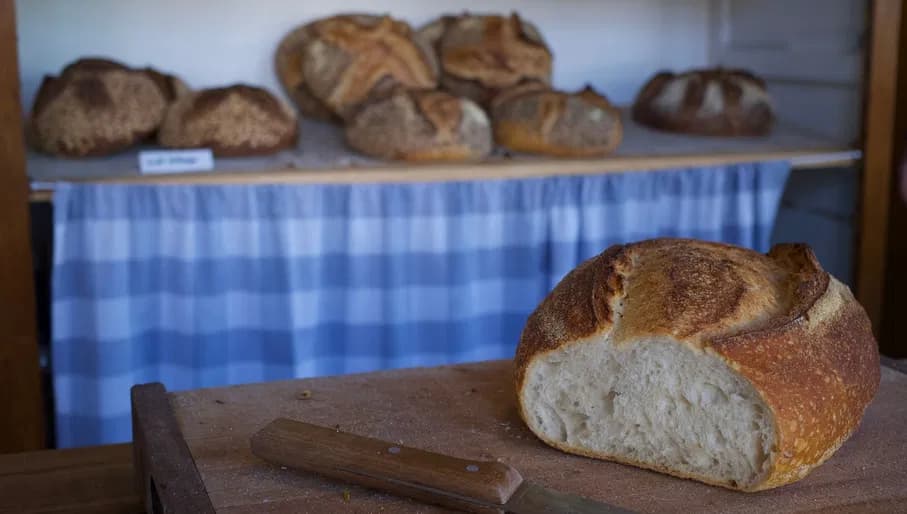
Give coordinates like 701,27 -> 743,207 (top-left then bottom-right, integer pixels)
250,418 -> 523,513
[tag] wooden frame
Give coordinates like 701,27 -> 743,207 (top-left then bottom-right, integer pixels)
0,0 -> 904,452
880,0 -> 907,358
131,383 -> 215,514
0,0 -> 44,453
859,0 -> 904,341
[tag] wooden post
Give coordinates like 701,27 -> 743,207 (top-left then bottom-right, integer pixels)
880,1 -> 907,357
858,0 -> 903,339
0,0 -> 44,451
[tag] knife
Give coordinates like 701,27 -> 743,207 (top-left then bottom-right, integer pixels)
250,418 -> 635,514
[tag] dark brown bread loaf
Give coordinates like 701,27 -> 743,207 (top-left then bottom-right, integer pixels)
491,82 -> 622,157
418,13 -> 552,107
158,84 -> 298,156
345,89 -> 491,162
277,14 -> 439,122
515,238 -> 879,491
30,58 -> 184,157
632,68 -> 775,136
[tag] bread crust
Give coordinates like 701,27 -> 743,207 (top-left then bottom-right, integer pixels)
274,22 -> 340,122
515,238 -> 880,491
418,13 -> 552,107
632,68 -> 775,137
344,89 -> 491,162
30,57 -> 181,157
158,84 -> 298,157
491,84 -> 623,157
293,14 -> 439,121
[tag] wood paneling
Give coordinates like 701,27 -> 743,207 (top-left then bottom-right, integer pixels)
0,0 -> 43,452
857,0 -> 903,339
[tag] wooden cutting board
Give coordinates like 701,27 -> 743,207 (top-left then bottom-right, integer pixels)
153,360 -> 907,513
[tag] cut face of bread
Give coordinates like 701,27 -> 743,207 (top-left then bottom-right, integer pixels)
522,336 -> 772,489
515,239 -> 880,492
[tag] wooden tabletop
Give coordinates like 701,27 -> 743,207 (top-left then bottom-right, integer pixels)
2,357 -> 904,513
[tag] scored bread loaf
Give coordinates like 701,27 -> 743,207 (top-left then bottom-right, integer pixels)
274,22 -> 341,122
418,13 -> 552,107
280,14 -> 438,121
491,82 -> 622,157
345,89 -> 491,162
30,58 -> 184,157
632,68 -> 774,136
515,238 -> 879,492
158,84 -> 298,156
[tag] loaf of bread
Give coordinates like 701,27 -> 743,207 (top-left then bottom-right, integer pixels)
345,89 -> 491,162
158,84 -> 298,156
277,14 -> 439,121
491,82 -> 622,157
418,13 -> 552,107
30,58 -> 184,157
515,239 -> 879,491
274,23 -> 339,122
632,68 -> 775,136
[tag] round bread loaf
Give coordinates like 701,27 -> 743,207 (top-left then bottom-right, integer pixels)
345,89 -> 491,162
158,84 -> 298,156
632,68 -> 775,136
418,13 -> 552,107
274,21 -> 343,122
286,14 -> 438,121
515,238 -> 879,492
30,58 -> 183,157
491,83 -> 623,157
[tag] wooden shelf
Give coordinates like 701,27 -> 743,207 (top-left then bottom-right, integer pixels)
27,109 -> 858,201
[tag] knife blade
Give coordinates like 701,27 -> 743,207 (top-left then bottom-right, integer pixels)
250,418 -> 635,514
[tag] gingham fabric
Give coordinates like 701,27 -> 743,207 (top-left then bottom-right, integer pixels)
52,161 -> 790,447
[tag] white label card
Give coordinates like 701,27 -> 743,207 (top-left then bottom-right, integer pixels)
139,149 -> 215,174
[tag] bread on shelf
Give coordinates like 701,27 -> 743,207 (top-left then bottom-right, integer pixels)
418,13 -> 552,107
158,84 -> 298,156
491,82 -> 623,157
515,238 -> 879,491
29,57 -> 185,157
345,89 -> 491,162
274,23 -> 339,122
277,14 -> 439,122
632,68 -> 775,137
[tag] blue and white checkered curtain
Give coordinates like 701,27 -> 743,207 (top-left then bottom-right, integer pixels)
52,161 -> 790,447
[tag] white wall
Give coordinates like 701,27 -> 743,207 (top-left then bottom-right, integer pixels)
709,0 -> 866,143
16,0 -> 711,111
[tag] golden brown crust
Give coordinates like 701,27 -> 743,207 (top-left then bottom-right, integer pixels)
344,89 -> 491,162
158,84 -> 298,157
515,238 -> 880,491
299,14 -> 439,121
274,22 -> 341,122
491,84 -> 622,157
420,13 -> 552,106
632,68 -> 775,137
711,269 -> 879,490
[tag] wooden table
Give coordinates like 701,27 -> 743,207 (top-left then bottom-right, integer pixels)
2,358 -> 906,513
